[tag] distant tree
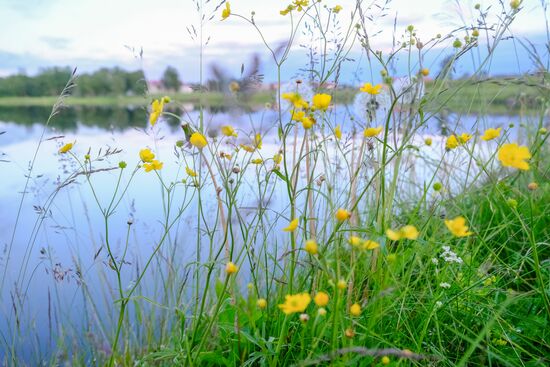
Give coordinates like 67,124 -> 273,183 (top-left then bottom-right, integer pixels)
161,66 -> 181,91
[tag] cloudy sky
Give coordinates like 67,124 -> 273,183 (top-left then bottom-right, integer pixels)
0,0 -> 548,82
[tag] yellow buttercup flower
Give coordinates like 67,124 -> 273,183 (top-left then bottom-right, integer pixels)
190,132 -> 207,149
334,125 -> 342,140
421,68 -> 430,76
445,216 -> 472,237
337,279 -> 347,290
257,298 -> 267,309
225,261 -> 238,274
364,126 -> 383,138
240,144 -> 255,153
280,5 -> 295,16
221,125 -> 237,137
481,128 -> 501,141
59,142 -> 74,154
304,239 -> 318,255
314,291 -> 329,307
424,137 -> 433,146
381,356 -> 390,365
186,167 -> 197,177
301,116 -> 314,129
282,92 -> 309,109
386,225 -> 419,241
283,218 -> 299,232
221,2 -> 230,20
348,236 -> 363,247
498,143 -> 531,170
278,293 -> 311,315
459,133 -> 472,144
293,0 -> 309,12
139,148 -> 155,162
312,93 -> 331,111
335,208 -> 351,222
143,160 -> 163,172
360,83 -> 382,95
291,110 -> 306,122
273,153 -> 283,164
446,135 -> 459,150
350,303 -> 361,316
251,158 -> 263,164
254,133 -> 262,149
363,240 -> 380,250
333,5 -> 343,13
149,100 -> 161,125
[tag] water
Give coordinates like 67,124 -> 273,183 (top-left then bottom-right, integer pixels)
0,103 -> 522,363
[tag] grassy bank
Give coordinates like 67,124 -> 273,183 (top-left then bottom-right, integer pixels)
0,77 -> 542,115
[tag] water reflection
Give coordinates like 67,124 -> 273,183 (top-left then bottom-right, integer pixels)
0,105 -> 521,363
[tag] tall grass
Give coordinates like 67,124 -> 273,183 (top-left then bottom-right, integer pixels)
1,0 -> 549,366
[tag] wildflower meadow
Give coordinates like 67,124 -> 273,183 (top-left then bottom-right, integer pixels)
0,0 -> 549,366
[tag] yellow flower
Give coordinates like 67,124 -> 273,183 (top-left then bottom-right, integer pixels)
225,261 -> 238,274
363,240 -> 380,250
293,0 -> 309,12
445,216 -> 473,237
257,298 -> 267,309
481,128 -> 501,141
59,142 -> 74,154
190,132 -> 207,149
498,143 -> 531,170
348,236 -> 363,247
273,153 -> 283,164
458,133 -> 472,144
359,82 -> 382,95
139,148 -> 155,162
386,225 -> 419,241
364,126 -> 383,138
149,98 -> 165,125
312,93 -> 331,111
278,293 -> 311,315
280,5 -> 295,16
301,116 -> 314,129
314,291 -> 329,306
421,68 -> 430,76
334,125 -> 342,140
335,208 -> 351,222
381,356 -> 390,365
251,158 -> 263,165
283,218 -> 299,232
332,5 -> 343,13
240,144 -> 255,153
186,167 -> 197,177
221,2 -> 230,20
350,303 -> 361,316
337,279 -> 347,290
254,133 -> 262,149
282,92 -> 309,109
424,137 -> 432,146
221,125 -> 237,137
304,239 -> 318,255
291,109 -> 306,122
143,159 -> 163,172
446,135 -> 459,150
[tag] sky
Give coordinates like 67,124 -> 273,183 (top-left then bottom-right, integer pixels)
0,0 -> 548,83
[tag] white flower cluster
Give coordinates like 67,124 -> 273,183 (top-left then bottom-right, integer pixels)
440,246 -> 463,264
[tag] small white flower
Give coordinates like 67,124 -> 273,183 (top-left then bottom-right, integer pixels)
431,258 -> 439,265
435,301 -> 443,308
439,282 -> 451,289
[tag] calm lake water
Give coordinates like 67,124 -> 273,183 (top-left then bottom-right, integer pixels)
0,103 -> 520,362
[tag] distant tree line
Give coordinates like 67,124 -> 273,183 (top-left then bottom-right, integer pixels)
0,67 -> 147,97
